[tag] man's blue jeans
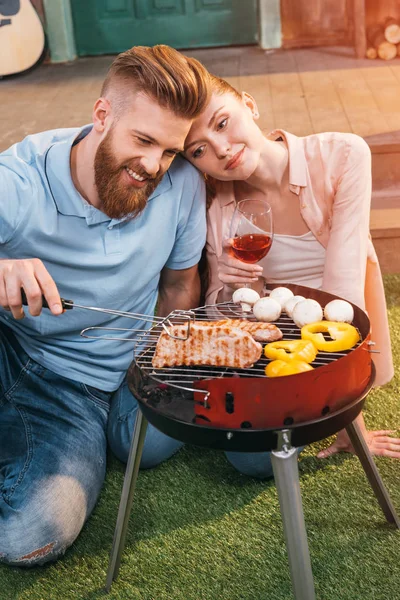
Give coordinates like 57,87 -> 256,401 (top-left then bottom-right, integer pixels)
0,325 -> 281,567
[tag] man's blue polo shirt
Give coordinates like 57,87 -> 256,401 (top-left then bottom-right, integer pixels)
0,126 -> 206,390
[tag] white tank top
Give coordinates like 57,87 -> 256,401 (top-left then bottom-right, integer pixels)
259,230 -> 326,290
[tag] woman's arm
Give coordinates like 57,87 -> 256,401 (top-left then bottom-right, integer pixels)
204,202 -> 225,304
322,135 -> 372,309
319,135 -> 400,458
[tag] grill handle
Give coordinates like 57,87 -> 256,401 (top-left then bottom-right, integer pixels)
20,288 -> 195,340
21,289 -> 73,310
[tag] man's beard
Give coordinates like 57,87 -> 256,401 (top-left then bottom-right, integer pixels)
94,129 -> 163,220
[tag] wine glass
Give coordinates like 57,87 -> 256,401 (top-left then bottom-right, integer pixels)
230,199 -> 273,287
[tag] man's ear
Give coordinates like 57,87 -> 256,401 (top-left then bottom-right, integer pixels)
92,97 -> 112,133
241,91 -> 259,120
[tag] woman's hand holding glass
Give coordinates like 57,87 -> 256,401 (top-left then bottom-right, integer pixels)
223,198 -> 273,289
217,238 -> 264,289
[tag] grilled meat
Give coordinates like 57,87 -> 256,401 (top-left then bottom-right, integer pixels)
152,321 -> 263,369
211,319 -> 283,342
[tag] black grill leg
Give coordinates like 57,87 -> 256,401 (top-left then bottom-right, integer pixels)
346,420 -> 400,527
105,410 -> 148,592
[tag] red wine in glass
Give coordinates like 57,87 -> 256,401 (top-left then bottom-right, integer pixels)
230,199 -> 274,282
231,233 -> 272,263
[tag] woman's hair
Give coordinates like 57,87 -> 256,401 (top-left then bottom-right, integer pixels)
203,74 -> 242,209
101,45 -> 211,120
208,73 -> 242,101
199,75 -> 242,301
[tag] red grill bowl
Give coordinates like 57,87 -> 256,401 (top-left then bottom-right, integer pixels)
193,284 -> 372,429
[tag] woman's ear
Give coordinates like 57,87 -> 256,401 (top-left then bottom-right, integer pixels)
92,97 -> 112,133
241,91 -> 260,120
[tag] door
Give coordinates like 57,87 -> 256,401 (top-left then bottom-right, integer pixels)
71,0 -> 259,56
281,0 -> 353,48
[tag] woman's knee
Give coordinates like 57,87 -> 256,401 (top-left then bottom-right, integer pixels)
225,446 -> 304,480
224,451 -> 274,480
107,381 -> 183,468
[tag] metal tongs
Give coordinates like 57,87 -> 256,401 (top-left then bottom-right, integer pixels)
20,290 -> 195,341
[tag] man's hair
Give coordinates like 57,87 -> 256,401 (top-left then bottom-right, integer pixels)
101,44 -> 211,120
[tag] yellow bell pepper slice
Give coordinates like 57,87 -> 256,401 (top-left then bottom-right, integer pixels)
301,321 -> 360,352
265,359 -> 314,377
264,339 -> 317,364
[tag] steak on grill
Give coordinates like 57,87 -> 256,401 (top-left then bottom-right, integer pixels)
152,321 -> 263,369
210,319 -> 283,342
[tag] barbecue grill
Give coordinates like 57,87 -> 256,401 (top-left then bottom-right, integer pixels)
95,283 -> 399,599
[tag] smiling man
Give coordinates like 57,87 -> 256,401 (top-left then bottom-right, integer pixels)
0,45 -> 210,566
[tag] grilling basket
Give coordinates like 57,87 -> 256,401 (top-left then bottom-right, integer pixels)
80,282 -> 375,452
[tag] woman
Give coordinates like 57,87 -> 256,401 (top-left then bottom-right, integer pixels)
183,75 -> 400,474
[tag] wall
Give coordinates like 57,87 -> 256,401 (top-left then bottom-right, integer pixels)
365,0 -> 400,29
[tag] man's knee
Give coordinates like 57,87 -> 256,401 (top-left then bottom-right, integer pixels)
108,410 -> 184,468
107,380 -> 139,462
0,537 -> 66,567
107,381 -> 184,467
139,428 -> 184,469
0,513 -> 78,568
0,474 -> 91,567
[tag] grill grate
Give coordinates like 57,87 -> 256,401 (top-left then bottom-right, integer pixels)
133,301 -> 361,393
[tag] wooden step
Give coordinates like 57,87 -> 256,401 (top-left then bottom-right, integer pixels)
364,130 -> 400,201
365,130 -> 400,154
370,208 -> 400,274
363,131 -> 400,273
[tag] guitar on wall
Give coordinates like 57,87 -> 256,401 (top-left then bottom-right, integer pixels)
0,0 -> 45,77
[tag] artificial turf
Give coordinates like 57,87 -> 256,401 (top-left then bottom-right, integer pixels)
1,275 -> 399,600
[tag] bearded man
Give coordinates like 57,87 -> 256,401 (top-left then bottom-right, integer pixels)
0,45 -> 210,566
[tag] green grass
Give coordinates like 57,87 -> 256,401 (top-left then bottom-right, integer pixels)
1,275 -> 399,600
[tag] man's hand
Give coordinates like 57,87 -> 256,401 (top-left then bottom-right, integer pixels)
0,258 -> 62,319
317,428 -> 400,459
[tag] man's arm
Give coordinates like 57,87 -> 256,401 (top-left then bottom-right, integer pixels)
157,264 -> 201,317
0,165 -> 63,318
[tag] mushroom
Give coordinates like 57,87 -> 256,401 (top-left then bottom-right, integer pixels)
324,299 -> 354,324
232,288 -> 260,312
269,286 -> 294,308
252,297 -> 282,322
284,295 -> 305,318
292,298 -> 323,328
